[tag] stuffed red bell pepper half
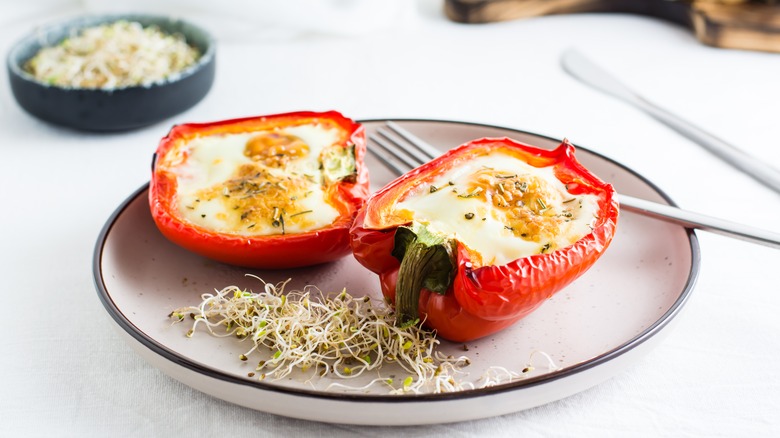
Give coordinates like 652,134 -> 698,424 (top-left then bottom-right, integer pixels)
350,137 -> 618,342
150,111 -> 369,269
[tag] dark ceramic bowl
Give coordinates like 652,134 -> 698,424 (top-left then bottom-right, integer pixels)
7,14 -> 215,132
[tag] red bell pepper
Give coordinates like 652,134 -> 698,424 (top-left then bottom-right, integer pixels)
150,111 -> 369,269
350,138 -> 618,342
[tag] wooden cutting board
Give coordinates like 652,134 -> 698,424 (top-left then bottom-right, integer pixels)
444,0 -> 780,53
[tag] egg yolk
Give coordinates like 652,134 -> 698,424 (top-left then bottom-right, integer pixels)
463,168 -> 568,243
244,132 -> 310,168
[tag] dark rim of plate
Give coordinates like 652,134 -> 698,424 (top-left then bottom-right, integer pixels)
92,119 -> 701,404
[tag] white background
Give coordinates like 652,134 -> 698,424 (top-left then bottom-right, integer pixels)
1,0 -> 779,436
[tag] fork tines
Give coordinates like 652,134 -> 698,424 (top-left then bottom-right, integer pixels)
368,121 -> 440,175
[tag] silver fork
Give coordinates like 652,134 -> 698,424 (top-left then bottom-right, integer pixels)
367,121 -> 780,250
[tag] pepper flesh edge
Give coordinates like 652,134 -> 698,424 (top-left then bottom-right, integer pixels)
349,138 -> 619,342
149,110 -> 370,269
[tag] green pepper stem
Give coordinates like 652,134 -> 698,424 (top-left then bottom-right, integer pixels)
396,240 -> 440,325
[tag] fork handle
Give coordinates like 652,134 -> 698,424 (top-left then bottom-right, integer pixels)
619,194 -> 780,249
375,122 -> 780,249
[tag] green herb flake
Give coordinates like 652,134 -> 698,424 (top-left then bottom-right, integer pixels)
457,187 -> 483,199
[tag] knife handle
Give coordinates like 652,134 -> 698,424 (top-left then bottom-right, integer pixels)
634,98 -> 780,194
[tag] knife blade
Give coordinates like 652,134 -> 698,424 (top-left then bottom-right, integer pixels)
561,48 -> 780,194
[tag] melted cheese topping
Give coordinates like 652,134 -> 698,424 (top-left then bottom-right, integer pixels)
165,124 -> 343,236
394,152 -> 600,266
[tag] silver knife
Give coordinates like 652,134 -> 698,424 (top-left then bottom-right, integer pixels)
561,48 -> 780,194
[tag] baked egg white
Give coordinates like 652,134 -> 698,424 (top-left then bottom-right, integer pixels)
394,152 -> 600,266
161,123 -> 350,236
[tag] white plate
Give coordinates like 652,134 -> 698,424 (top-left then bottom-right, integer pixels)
93,119 -> 699,425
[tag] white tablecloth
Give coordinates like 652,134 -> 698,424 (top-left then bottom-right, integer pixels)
2,1 -> 779,436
